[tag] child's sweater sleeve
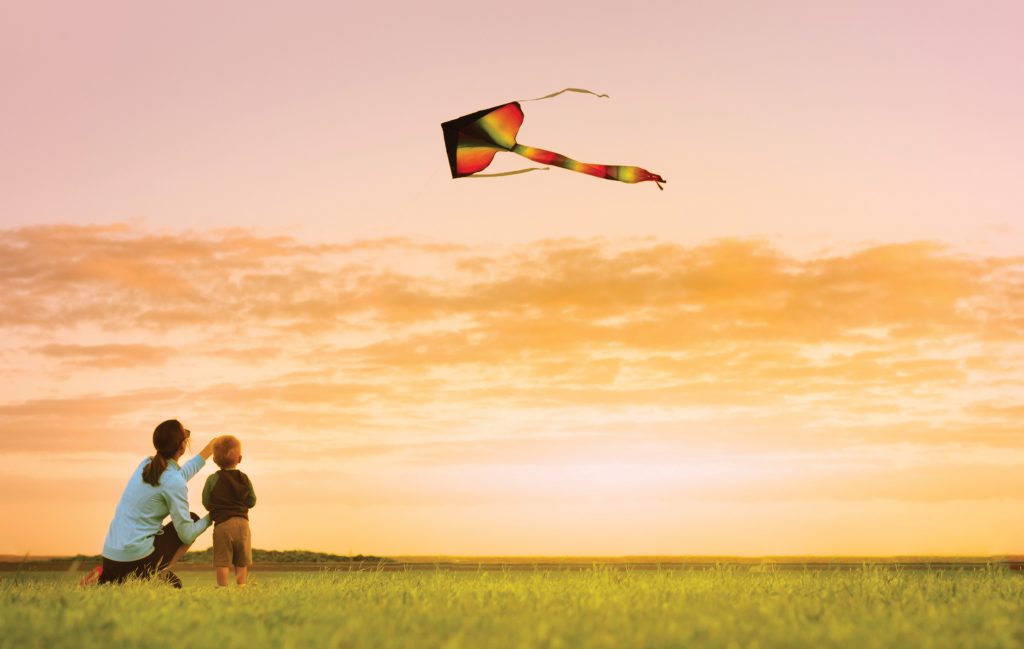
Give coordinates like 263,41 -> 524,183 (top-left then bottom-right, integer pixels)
202,473 -> 218,511
244,473 -> 257,508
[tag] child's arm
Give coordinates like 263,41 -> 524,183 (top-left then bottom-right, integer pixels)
243,473 -> 257,509
202,473 -> 218,511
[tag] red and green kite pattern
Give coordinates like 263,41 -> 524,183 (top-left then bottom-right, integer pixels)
442,89 -> 666,190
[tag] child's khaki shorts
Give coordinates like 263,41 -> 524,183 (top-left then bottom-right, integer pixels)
212,517 -> 252,568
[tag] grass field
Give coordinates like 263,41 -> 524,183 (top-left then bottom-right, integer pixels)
3,568 -> 1023,648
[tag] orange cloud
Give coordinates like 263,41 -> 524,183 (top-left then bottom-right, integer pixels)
33,343 -> 173,368
2,224 -> 1020,431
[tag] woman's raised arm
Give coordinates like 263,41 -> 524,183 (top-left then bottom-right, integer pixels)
198,437 -> 218,460
178,437 -> 218,482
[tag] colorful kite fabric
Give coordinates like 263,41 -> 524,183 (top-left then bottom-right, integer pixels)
441,88 -> 666,190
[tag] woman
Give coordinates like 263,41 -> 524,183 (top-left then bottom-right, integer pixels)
83,419 -> 217,588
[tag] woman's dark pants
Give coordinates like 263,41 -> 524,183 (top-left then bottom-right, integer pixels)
98,513 -> 200,588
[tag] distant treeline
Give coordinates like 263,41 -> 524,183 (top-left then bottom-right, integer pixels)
51,549 -> 391,564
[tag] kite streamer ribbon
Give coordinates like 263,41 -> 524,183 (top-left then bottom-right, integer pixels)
441,89 -> 665,189
518,87 -> 610,102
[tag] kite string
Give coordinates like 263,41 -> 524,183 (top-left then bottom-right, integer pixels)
467,167 -> 550,178
518,87 -> 609,102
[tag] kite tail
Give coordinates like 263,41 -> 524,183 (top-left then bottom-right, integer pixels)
512,144 -> 665,189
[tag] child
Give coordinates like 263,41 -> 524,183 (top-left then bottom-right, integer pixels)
202,435 -> 256,586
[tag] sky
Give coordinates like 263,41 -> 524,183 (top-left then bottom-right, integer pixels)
0,0 -> 1022,556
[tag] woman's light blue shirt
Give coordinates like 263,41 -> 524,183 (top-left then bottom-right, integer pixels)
102,455 -> 212,562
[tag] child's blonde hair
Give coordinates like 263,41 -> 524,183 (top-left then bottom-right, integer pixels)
213,435 -> 242,469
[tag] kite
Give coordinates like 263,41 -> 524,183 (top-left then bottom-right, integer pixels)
441,88 -> 666,190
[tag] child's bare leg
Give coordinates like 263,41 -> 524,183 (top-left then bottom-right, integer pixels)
235,565 -> 248,585
216,567 -> 230,587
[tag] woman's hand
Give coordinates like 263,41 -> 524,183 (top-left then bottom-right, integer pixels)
199,437 -> 218,460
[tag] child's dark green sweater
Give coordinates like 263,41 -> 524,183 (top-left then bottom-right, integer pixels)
202,469 -> 257,524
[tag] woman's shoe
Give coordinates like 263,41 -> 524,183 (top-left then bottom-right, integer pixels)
78,565 -> 103,586
159,571 -> 183,589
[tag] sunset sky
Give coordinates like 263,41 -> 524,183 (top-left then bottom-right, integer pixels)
1,1 -> 1022,556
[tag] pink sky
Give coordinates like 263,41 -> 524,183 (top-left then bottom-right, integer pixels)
1,1 -> 1023,556
3,1 -> 1022,249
